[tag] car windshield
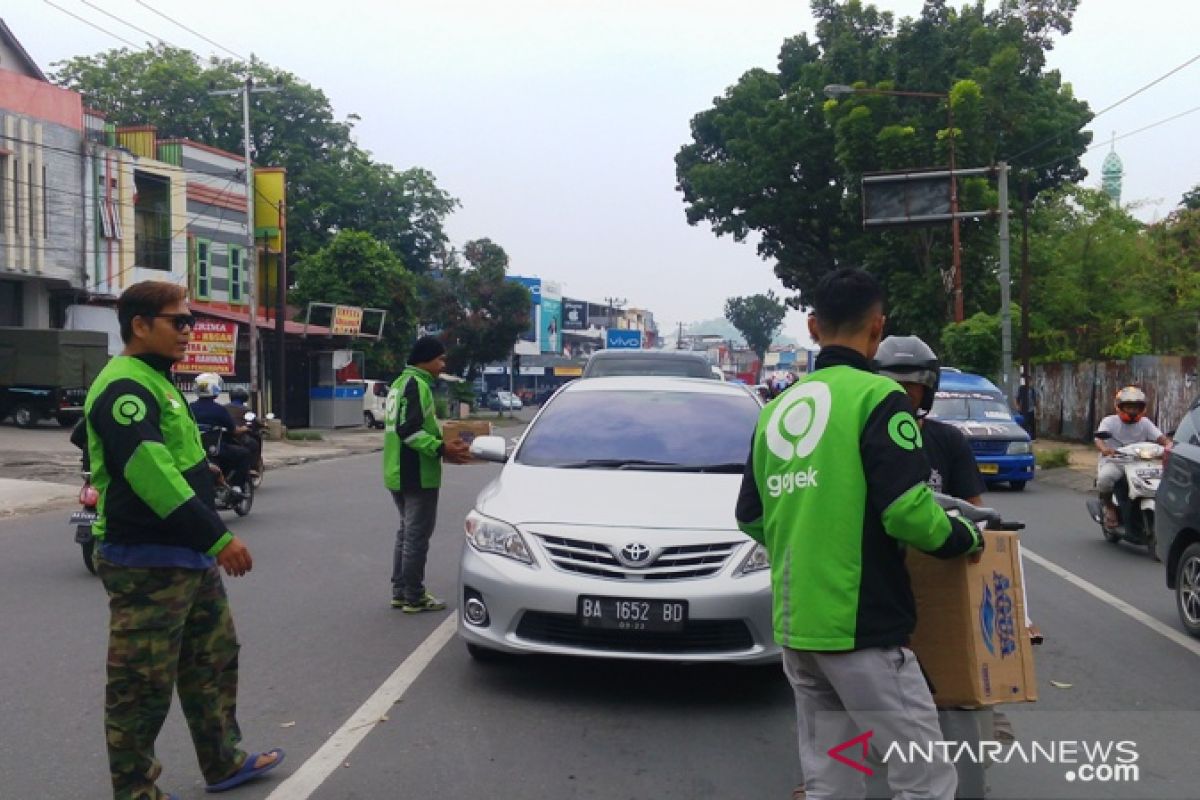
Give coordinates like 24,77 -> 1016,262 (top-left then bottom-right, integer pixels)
516,389 -> 759,470
930,396 -> 1014,422
585,358 -> 713,379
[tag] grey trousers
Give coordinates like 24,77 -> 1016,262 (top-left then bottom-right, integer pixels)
390,488 -> 440,603
783,646 -> 957,800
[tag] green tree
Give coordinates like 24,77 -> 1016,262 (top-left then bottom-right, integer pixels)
676,0 -> 1091,343
52,46 -> 457,271
421,239 -> 532,380
725,291 -> 787,382
1181,184 -> 1200,211
289,230 -> 417,375
941,312 -> 1001,376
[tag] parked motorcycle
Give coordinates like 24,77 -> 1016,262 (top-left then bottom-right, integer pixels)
198,425 -> 254,516
67,419 -> 98,574
1085,431 -> 1163,560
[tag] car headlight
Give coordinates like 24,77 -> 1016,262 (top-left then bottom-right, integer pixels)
465,510 -> 535,565
734,542 -> 770,576
1006,441 -> 1032,455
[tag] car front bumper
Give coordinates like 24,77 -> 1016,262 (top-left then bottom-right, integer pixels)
976,454 -> 1036,484
458,540 -> 779,664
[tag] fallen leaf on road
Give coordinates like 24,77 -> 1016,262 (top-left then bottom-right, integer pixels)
1050,681 -> 1073,689
279,721 -> 296,728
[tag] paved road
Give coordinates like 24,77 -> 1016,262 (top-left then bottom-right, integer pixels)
4,456 -> 1199,799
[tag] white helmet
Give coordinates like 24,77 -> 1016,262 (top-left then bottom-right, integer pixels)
195,372 -> 224,399
1114,386 -> 1147,423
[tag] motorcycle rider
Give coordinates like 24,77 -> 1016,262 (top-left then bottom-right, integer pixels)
224,387 -> 263,477
190,373 -> 253,493
1095,386 -> 1171,529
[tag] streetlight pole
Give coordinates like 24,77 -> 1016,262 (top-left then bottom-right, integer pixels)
824,84 -> 962,321
211,77 -> 279,413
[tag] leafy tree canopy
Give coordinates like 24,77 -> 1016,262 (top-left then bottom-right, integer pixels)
677,0 -> 1092,345
420,239 -> 532,379
725,291 -> 788,379
289,230 -> 417,375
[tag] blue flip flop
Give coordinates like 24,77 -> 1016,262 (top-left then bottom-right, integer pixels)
205,748 -> 286,793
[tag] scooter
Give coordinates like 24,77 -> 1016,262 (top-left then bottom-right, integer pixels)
71,469 -> 99,575
67,419 -> 99,574
1085,431 -> 1163,560
198,425 -> 254,516
239,411 -> 270,489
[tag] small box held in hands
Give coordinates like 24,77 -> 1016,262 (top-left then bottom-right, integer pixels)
441,421 -> 494,464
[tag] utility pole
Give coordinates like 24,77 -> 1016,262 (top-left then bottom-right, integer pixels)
998,161 -> 1014,404
211,77 -> 279,413
1020,175 -> 1032,381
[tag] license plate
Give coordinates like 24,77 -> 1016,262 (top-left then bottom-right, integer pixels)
578,596 -> 688,632
979,463 -> 1000,475
70,511 -> 97,525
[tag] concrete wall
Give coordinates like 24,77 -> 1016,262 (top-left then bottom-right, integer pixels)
1034,355 -> 1199,441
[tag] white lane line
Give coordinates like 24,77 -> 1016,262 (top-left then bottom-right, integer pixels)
265,614 -> 457,799
1022,547 -> 1200,660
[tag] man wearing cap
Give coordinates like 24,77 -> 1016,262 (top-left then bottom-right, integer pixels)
384,335 -> 471,612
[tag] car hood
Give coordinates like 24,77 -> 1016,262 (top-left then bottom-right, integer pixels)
940,419 -> 1029,441
475,463 -> 742,530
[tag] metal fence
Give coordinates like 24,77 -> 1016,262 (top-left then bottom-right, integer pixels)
1034,355 -> 1199,441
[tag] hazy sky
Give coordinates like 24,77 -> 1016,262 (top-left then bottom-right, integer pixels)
7,1 -> 1199,344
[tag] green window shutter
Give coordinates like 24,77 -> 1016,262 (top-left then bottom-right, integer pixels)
229,245 -> 243,304
195,238 -> 211,300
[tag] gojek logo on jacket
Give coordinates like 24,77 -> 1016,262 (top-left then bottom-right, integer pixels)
765,382 -> 831,498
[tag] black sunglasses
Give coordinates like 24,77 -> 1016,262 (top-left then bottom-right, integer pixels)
149,313 -> 196,332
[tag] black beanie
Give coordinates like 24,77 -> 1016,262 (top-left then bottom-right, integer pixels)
408,335 -> 447,366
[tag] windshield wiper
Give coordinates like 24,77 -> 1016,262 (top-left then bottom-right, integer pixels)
555,458 -> 684,470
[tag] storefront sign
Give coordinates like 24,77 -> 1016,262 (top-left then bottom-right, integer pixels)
562,299 -> 588,331
332,305 -> 364,335
175,320 -> 238,376
554,366 -> 583,377
606,329 -> 642,349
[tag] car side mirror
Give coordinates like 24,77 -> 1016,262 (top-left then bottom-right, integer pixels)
470,435 -> 509,463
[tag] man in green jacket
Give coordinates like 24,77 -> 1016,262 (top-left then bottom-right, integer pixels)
384,335 -> 470,612
86,281 -> 282,799
735,269 -> 982,800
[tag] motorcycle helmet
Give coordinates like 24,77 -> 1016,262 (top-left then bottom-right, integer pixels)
228,387 -> 249,404
1115,386 -> 1147,424
874,335 -> 940,416
194,372 -> 224,399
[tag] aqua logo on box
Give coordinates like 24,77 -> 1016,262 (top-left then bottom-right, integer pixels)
979,571 -> 1017,657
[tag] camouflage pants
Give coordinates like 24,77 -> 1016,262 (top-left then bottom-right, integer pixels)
97,559 -> 248,800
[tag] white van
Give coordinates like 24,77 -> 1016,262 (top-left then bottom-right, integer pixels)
349,379 -> 390,428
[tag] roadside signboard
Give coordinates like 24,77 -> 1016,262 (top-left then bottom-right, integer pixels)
606,329 -> 642,349
175,320 -> 237,376
332,305 -> 364,336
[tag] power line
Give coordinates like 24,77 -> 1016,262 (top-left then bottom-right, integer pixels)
79,0 -> 182,50
1004,50 -> 1200,165
134,0 -> 247,62
43,0 -> 145,50
1025,103 -> 1200,175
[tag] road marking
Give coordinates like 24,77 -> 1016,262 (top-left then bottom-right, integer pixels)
265,614 -> 457,799
1022,547 -> 1200,660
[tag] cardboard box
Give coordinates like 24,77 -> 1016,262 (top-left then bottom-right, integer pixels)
906,530 -> 1038,707
441,420 -> 494,464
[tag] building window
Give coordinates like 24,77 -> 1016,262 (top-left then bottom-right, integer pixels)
133,170 -> 171,270
0,280 -> 22,326
194,238 -> 211,299
228,245 -> 244,304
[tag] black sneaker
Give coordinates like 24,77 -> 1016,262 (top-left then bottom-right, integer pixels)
400,592 -> 447,614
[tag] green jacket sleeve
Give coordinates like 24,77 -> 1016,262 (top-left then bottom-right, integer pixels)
861,391 -> 982,558
395,377 -> 443,458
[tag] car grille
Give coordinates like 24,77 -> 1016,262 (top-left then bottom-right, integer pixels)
971,440 -> 1009,455
515,611 -> 754,654
535,534 -> 742,581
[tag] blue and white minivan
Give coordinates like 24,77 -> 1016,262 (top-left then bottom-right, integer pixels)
929,369 -> 1035,490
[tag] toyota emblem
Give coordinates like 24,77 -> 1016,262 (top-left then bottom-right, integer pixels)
618,542 -> 653,567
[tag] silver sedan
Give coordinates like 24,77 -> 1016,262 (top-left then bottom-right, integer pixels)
458,376 -> 777,664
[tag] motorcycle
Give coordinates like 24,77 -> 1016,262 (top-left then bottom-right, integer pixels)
67,419 -> 99,574
198,425 -> 254,516
1085,431 -> 1163,560
240,411 -> 271,489
71,469 -> 99,575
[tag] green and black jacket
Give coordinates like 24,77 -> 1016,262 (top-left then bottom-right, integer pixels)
383,366 -> 444,492
84,354 -> 231,555
736,346 -> 981,652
